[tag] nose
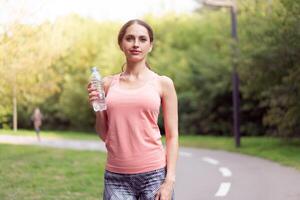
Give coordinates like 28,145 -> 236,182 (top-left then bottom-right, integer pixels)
133,39 -> 139,48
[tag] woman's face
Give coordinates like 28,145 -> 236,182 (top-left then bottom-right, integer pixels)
120,23 -> 153,63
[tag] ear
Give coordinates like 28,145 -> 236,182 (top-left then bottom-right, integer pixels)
148,42 -> 153,53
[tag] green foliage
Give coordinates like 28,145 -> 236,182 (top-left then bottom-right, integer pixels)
239,0 -> 300,138
149,13 -> 233,135
2,0 -> 300,138
0,21 -> 67,128
47,16 -> 124,130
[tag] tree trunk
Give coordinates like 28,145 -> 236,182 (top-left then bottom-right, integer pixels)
13,84 -> 17,132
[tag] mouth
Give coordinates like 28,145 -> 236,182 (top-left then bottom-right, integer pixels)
129,50 -> 142,55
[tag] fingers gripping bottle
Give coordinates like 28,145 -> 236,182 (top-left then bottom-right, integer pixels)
90,67 -> 107,112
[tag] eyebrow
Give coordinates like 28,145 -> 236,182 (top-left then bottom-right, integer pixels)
125,34 -> 148,38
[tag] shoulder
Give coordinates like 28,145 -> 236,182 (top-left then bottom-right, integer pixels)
102,74 -> 119,94
158,75 -> 174,89
157,75 -> 175,96
102,75 -> 114,87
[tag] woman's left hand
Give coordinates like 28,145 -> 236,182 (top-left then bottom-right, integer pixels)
155,179 -> 174,200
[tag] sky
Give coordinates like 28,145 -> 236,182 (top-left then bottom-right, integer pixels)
0,0 -> 200,25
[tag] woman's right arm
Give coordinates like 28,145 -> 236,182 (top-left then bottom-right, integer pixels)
87,76 -> 113,141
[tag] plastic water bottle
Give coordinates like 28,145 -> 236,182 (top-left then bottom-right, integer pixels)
90,66 -> 106,112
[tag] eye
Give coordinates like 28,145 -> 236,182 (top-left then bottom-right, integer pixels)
125,36 -> 133,41
140,37 -> 147,42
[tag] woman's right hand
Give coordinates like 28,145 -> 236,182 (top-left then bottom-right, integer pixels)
87,82 -> 99,108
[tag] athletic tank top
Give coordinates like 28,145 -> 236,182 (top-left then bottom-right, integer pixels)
104,72 -> 166,174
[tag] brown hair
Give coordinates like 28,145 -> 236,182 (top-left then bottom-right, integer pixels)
118,19 -> 154,72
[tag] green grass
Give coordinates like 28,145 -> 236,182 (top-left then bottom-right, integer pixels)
0,144 -> 106,200
180,135 -> 300,171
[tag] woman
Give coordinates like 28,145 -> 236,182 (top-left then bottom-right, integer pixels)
31,107 -> 43,142
87,19 -> 178,200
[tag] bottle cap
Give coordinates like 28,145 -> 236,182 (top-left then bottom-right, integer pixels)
91,66 -> 98,72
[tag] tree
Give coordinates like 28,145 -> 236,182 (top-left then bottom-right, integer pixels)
0,21 -> 69,131
239,0 -> 300,138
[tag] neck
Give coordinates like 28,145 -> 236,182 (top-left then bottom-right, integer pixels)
123,60 -> 149,78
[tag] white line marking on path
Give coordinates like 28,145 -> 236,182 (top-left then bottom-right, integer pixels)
202,157 -> 219,165
179,151 -> 192,157
219,167 -> 232,177
215,182 -> 231,197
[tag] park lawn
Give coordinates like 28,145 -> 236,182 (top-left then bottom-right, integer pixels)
179,135 -> 300,171
0,144 -> 106,200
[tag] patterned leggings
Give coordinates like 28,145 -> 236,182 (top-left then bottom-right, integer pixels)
103,167 -> 175,200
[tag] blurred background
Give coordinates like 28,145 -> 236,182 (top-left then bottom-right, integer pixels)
0,0 -> 299,139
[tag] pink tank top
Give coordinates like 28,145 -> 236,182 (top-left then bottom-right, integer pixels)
104,72 -> 166,174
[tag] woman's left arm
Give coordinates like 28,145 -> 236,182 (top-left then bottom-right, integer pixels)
156,76 -> 179,200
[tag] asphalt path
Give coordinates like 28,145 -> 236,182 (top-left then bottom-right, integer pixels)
1,135 -> 300,200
